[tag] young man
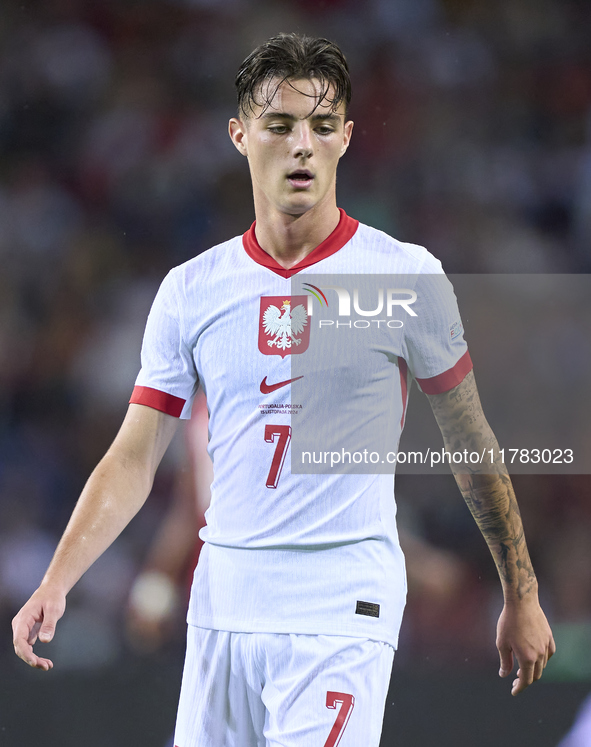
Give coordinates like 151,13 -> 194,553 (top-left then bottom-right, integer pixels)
13,33 -> 555,747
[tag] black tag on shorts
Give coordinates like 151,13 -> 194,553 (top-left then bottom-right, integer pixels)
355,600 -> 380,618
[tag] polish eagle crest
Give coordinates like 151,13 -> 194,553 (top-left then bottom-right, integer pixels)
258,296 -> 310,358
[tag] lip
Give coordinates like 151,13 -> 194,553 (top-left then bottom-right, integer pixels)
287,170 -> 315,189
289,169 -> 313,179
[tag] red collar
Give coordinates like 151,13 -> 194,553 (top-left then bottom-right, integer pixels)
242,208 -> 359,279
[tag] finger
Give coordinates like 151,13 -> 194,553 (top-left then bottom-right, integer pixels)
23,651 -> 54,671
543,636 -> 556,670
13,615 -> 37,662
511,663 -> 534,696
13,634 -> 54,670
26,654 -> 53,671
533,657 -> 544,681
38,600 -> 64,643
498,645 -> 514,678
12,610 -> 57,670
39,616 -> 57,643
27,620 -> 41,646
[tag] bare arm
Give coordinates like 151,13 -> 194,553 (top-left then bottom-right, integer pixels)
126,392 -> 213,651
138,392 -> 212,580
427,370 -> 555,694
12,403 -> 179,670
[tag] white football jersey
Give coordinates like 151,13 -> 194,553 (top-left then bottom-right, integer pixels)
131,210 -> 471,648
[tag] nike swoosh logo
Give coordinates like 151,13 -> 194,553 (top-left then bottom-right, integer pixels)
260,376 -> 304,394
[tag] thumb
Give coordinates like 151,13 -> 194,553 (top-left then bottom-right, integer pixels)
39,608 -> 60,643
39,624 -> 55,643
498,644 -> 513,678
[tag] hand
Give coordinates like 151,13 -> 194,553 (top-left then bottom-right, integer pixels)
12,587 -> 66,671
496,595 -> 556,695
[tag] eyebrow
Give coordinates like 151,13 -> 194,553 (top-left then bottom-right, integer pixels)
260,112 -> 343,122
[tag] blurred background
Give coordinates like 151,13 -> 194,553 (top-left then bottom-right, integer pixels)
1,0 -> 591,745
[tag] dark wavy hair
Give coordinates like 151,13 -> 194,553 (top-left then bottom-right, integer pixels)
235,33 -> 351,117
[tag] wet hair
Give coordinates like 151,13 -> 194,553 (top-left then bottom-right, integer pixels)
235,32 -> 351,118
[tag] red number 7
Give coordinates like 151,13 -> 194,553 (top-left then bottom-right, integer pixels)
264,424 -> 291,489
324,691 -> 355,747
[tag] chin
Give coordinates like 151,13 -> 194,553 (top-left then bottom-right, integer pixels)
281,195 -> 318,214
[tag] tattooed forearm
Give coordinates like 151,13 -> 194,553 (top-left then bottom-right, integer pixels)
428,371 -> 499,457
456,473 -> 537,600
428,371 -> 538,602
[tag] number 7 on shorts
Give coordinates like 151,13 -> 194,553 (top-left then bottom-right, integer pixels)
324,691 -> 355,747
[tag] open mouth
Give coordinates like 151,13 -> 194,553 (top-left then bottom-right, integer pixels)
287,170 -> 314,188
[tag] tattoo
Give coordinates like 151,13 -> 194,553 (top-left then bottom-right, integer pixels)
428,372 -> 537,600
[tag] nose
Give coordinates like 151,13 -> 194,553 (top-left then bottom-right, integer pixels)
293,122 -> 313,159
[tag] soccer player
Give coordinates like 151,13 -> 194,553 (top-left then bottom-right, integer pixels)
13,33 -> 555,747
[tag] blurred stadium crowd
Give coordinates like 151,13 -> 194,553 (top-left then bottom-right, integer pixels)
1,0 -> 591,684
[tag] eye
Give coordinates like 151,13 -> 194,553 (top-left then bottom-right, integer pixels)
316,125 -> 334,135
268,125 -> 289,134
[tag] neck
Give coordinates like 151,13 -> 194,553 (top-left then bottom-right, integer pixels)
253,198 -> 341,270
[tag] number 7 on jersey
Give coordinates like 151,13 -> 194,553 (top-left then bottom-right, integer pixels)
324,692 -> 355,747
264,424 -> 291,488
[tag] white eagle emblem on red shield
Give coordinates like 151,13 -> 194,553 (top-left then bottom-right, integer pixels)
258,296 -> 309,358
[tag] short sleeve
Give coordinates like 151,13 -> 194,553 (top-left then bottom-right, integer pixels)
401,264 -> 472,395
130,270 -> 198,418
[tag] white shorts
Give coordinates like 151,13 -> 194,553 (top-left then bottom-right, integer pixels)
173,626 -> 394,747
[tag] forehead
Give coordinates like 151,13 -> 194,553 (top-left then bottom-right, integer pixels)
253,77 -> 344,119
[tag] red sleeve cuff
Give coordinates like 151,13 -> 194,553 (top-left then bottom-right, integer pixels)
415,350 -> 473,394
129,386 -> 186,417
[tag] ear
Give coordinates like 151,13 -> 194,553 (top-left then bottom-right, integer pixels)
339,119 -> 354,158
229,117 -> 248,156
